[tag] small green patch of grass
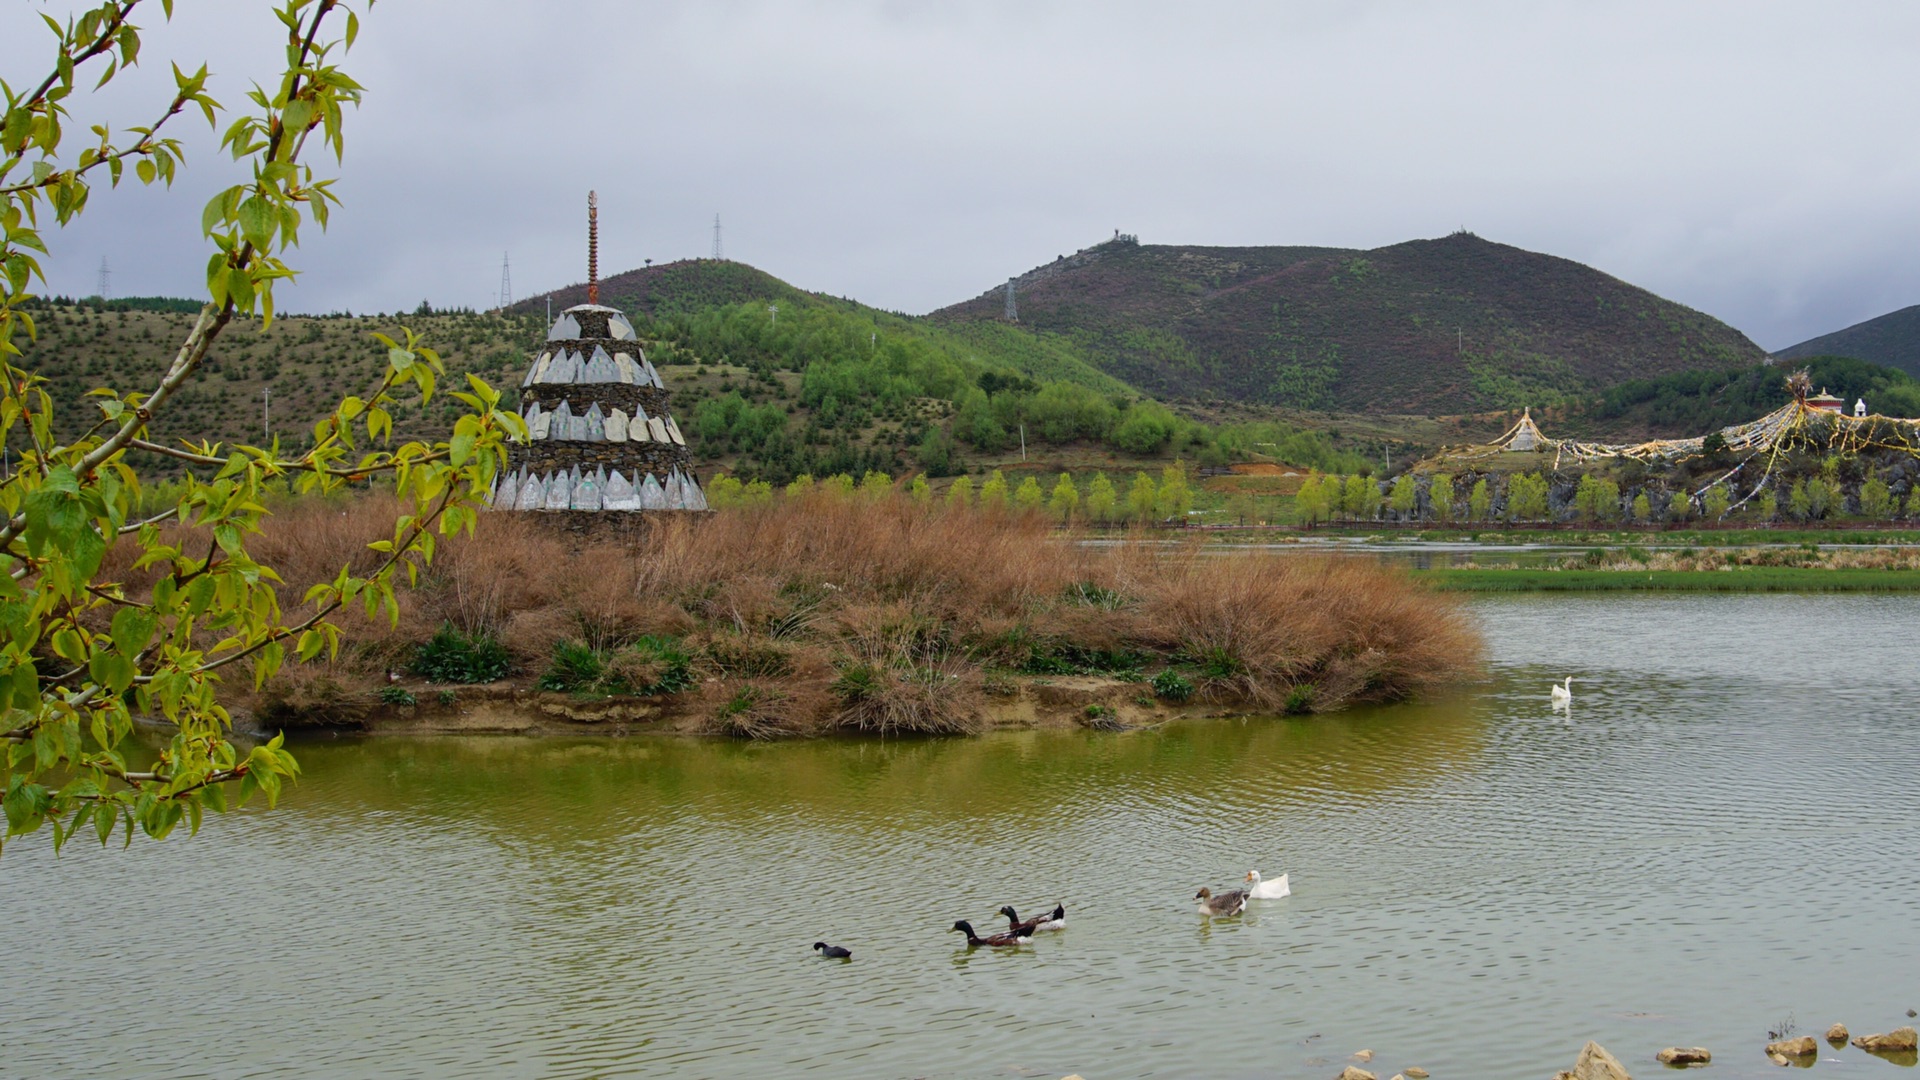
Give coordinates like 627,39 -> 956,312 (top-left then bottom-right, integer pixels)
411,624 -> 511,684
1151,669 -> 1194,701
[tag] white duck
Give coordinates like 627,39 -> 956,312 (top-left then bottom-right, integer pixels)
1550,676 -> 1574,711
1245,870 -> 1291,899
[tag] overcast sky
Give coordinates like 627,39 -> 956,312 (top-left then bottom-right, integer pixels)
9,0 -> 1920,350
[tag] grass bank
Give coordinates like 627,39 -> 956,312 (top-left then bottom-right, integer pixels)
112,493 -> 1480,737
1419,568 -> 1920,592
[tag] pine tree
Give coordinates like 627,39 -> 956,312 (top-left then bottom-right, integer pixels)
1128,472 -> 1158,522
1048,472 -> 1080,521
1084,472 -> 1117,522
1389,474 -> 1417,517
1428,474 -> 1455,522
946,475 -> 974,508
1469,479 -> 1492,522
980,469 -> 1009,508
1157,461 -> 1193,521
1014,476 -> 1045,512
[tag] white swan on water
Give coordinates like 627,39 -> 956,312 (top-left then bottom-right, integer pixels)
1550,676 -> 1574,711
1245,870 -> 1291,899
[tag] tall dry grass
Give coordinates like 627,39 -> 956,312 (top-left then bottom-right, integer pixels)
120,492 -> 1481,733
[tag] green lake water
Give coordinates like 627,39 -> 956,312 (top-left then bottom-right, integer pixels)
6,593 -> 1919,1078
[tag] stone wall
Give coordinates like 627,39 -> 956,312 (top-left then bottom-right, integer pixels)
508,441 -> 696,481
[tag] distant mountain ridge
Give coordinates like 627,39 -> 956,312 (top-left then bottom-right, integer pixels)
932,232 -> 1768,414
1775,304 -> 1920,379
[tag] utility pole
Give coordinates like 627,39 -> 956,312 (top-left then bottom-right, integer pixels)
97,256 -> 111,300
1004,278 -> 1018,322
712,214 -> 723,260
1020,423 -> 1026,461
498,251 -> 512,310
262,387 -> 271,440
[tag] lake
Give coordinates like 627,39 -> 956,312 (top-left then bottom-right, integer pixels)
6,593 -> 1919,1078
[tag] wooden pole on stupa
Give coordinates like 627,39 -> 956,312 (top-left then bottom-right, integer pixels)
587,190 -> 599,305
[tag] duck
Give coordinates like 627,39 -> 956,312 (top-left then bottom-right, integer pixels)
1550,676 -> 1574,710
951,919 -> 1033,948
812,942 -> 851,960
1245,870 -> 1291,899
1194,886 -> 1248,916
1000,904 -> 1066,934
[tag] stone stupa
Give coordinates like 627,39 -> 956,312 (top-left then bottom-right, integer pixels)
490,192 -> 707,512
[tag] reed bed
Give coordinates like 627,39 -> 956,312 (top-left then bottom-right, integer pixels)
120,493 -> 1482,736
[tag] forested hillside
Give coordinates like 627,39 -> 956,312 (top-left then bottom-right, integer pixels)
1776,303 -> 1920,379
933,231 -> 1767,413
12,259 -> 1380,485
1562,355 -> 1920,438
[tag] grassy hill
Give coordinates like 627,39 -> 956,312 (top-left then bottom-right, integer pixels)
1775,304 -> 1920,379
9,260 -> 1382,488
931,231 -> 1767,413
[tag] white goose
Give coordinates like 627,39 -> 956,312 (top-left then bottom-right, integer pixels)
1550,676 -> 1574,711
1245,870 -> 1291,899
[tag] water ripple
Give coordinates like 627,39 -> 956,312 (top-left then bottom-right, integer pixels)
4,593 -> 1919,1078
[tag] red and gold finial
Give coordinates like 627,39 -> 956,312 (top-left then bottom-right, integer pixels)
587,190 -> 600,305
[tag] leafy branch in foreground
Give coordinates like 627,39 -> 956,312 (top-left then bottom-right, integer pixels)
0,0 -> 522,854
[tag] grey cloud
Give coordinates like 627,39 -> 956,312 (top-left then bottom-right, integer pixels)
10,1 -> 1920,349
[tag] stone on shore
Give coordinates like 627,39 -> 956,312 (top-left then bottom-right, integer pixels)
1568,1041 -> 1632,1080
1655,1047 -> 1710,1065
1852,1027 -> 1919,1053
1335,1068 -> 1376,1080
1404,1070 -> 1429,1079
1765,1036 -> 1817,1057
1825,1023 -> 1848,1044
1766,1051 -> 1789,1066
1354,1049 -> 1375,1061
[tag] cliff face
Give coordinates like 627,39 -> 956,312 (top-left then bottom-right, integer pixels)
933,233 -> 1767,414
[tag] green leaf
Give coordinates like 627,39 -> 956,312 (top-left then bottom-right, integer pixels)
4,780 -> 50,835
238,195 -> 275,250
111,607 -> 159,659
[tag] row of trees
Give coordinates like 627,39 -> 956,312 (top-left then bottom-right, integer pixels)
707,464 -> 1199,523
1294,468 -> 1920,525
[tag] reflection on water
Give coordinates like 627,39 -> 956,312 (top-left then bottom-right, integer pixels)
6,595 -> 1920,1079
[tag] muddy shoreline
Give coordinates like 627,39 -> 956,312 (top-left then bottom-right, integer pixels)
245,673 -> 1247,738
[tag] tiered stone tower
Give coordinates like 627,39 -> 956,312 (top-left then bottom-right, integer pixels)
489,193 -> 706,512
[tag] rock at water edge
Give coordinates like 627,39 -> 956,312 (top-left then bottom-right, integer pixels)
1853,1027 -> 1919,1052
1335,1068 -> 1376,1080
1353,1049 -> 1374,1062
1655,1047 -> 1710,1065
1403,1070 -> 1428,1079
1826,1023 -> 1848,1044
1572,1041 -> 1631,1080
1765,1036 -> 1817,1058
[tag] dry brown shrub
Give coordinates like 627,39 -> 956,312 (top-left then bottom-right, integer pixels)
249,663 -> 376,731
205,490 -> 1479,722
696,678 -> 832,740
829,655 -> 983,736
1134,552 -> 1480,710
